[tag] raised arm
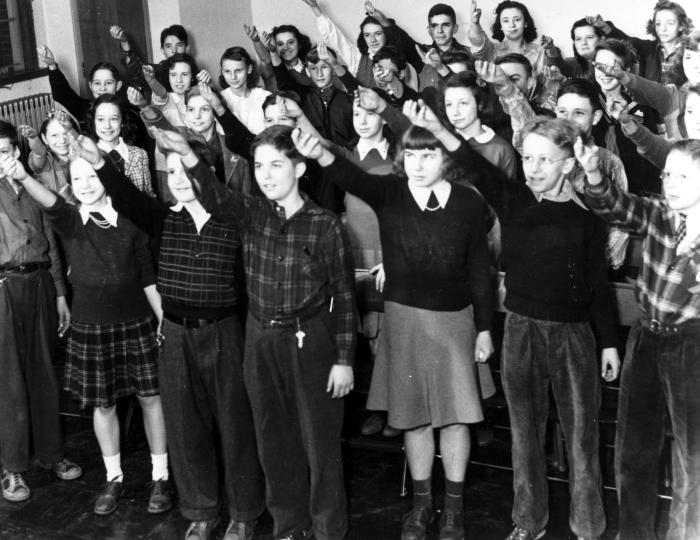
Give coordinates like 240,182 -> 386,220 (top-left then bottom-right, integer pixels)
308,0 -> 363,75
38,45 -> 89,121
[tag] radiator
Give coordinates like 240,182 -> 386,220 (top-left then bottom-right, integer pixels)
0,92 -> 56,131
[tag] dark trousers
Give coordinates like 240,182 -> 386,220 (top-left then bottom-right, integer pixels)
616,322 -> 700,540
159,316 -> 265,522
0,270 -> 63,471
244,310 -> 347,540
501,312 -> 605,538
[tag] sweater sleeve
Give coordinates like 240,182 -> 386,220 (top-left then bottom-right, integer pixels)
621,121 -> 673,170
48,66 -> 90,122
133,227 -> 156,288
321,154 -> 391,210
215,108 -> 255,158
187,159 -> 249,230
466,196 -> 494,332
625,73 -> 682,139
316,13 -> 362,75
586,215 -> 618,349
584,174 -> 654,236
97,159 -> 168,241
42,212 -> 67,297
42,194 -> 81,237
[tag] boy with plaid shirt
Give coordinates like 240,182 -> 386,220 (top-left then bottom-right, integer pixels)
582,137 -> 700,540
152,124 -> 356,540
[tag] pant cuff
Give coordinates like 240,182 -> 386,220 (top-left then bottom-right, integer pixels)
180,505 -> 220,522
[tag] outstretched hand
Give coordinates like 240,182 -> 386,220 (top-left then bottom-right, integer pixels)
109,25 -> 127,42
354,86 -> 387,113
127,87 -> 147,108
467,0 -> 482,25
402,99 -> 445,135
0,152 -> 28,182
291,127 -> 324,160
69,134 -> 103,167
149,127 -> 193,157
474,60 -> 509,87
415,45 -> 444,71
573,136 -> 600,174
243,24 -> 260,42
261,31 -> 277,53
142,64 -> 156,82
277,95 -> 303,119
17,124 -> 38,139
592,60 -> 630,85
198,82 -> 224,112
37,44 -> 56,67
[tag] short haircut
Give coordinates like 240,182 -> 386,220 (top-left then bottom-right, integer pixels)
271,25 -> 312,63
442,51 -> 473,70
491,1 -> 537,44
557,78 -> 602,111
0,119 -> 19,148
261,90 -> 302,113
519,116 -> 580,156
305,44 -> 338,66
184,84 -> 224,108
373,45 -> 406,72
646,1 -> 694,40
89,62 -> 120,82
160,24 -> 188,47
393,125 -> 450,177
219,46 -> 259,89
494,52 -> 533,78
594,39 -> 639,70
445,71 -> 485,111
668,138 -> 700,165
250,124 -> 303,164
686,30 -> 700,53
428,3 -> 456,24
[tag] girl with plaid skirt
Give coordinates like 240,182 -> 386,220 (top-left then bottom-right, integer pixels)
10,145 -> 172,517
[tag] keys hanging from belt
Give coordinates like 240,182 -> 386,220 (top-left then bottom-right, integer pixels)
295,318 -> 306,349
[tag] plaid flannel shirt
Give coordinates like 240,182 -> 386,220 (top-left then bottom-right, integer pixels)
188,160 -> 357,366
585,177 -> 700,324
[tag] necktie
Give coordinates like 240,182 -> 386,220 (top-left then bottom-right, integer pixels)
88,212 -> 111,229
425,191 -> 440,212
676,213 -> 687,247
108,150 -> 125,174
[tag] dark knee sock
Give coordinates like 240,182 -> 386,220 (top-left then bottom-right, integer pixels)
412,477 -> 432,508
444,479 -> 464,514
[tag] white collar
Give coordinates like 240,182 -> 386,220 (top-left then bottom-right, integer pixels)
170,201 -> 211,233
97,137 -> 129,160
288,60 -> 304,73
408,179 -> 451,211
356,138 -> 389,161
470,125 -> 496,144
79,199 -> 119,227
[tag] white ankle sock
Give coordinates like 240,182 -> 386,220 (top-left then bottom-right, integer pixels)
103,453 -> 123,482
151,452 -> 169,481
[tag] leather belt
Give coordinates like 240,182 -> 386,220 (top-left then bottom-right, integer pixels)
251,305 -> 324,329
639,317 -> 700,336
163,312 -> 233,329
0,262 -> 51,274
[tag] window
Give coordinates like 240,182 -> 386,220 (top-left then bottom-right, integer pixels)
0,0 -> 41,83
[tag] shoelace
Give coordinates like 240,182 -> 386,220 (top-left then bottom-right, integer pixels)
442,511 -> 456,528
8,472 -> 26,489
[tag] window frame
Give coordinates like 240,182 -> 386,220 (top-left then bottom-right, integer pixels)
0,0 -> 44,84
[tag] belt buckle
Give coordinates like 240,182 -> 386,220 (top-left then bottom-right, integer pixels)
17,264 -> 26,273
267,319 -> 287,328
650,319 -> 662,333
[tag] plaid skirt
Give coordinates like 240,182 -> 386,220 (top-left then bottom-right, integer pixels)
64,315 -> 159,408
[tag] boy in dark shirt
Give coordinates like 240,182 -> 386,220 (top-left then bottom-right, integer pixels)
0,120 -> 81,502
151,124 -> 355,540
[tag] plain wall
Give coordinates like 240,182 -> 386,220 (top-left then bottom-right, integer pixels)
251,0 -> 700,60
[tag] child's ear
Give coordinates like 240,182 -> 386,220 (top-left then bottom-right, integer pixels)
116,81 -> 123,92
247,64 -> 253,75
294,160 -> 307,179
398,68 -> 406,81
592,109 -> 603,126
562,156 -> 576,174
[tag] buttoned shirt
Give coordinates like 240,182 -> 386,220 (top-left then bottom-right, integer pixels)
586,177 -> 700,324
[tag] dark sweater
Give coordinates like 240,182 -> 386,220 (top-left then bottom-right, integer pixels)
43,196 -> 154,324
323,155 -> 493,331
458,141 -> 617,348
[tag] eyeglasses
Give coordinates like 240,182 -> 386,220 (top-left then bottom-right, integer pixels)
521,155 -> 570,168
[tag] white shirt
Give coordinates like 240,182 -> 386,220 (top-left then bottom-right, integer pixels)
356,138 -> 390,161
170,201 -> 211,233
97,137 -> 129,161
79,199 -> 119,227
408,179 -> 451,211
221,86 -> 271,135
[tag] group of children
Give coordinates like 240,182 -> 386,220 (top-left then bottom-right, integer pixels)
1,1 -> 700,540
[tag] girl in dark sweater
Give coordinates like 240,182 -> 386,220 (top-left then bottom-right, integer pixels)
293,121 -> 494,540
12,149 -> 170,518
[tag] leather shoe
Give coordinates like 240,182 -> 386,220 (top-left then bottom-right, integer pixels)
40,458 -> 82,480
505,526 -> 546,540
438,509 -> 465,540
147,478 -> 173,514
223,518 -> 256,540
278,527 -> 314,540
361,413 -> 384,436
93,477 -> 123,516
185,518 -> 220,540
401,505 -> 434,540
382,424 -> 402,437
